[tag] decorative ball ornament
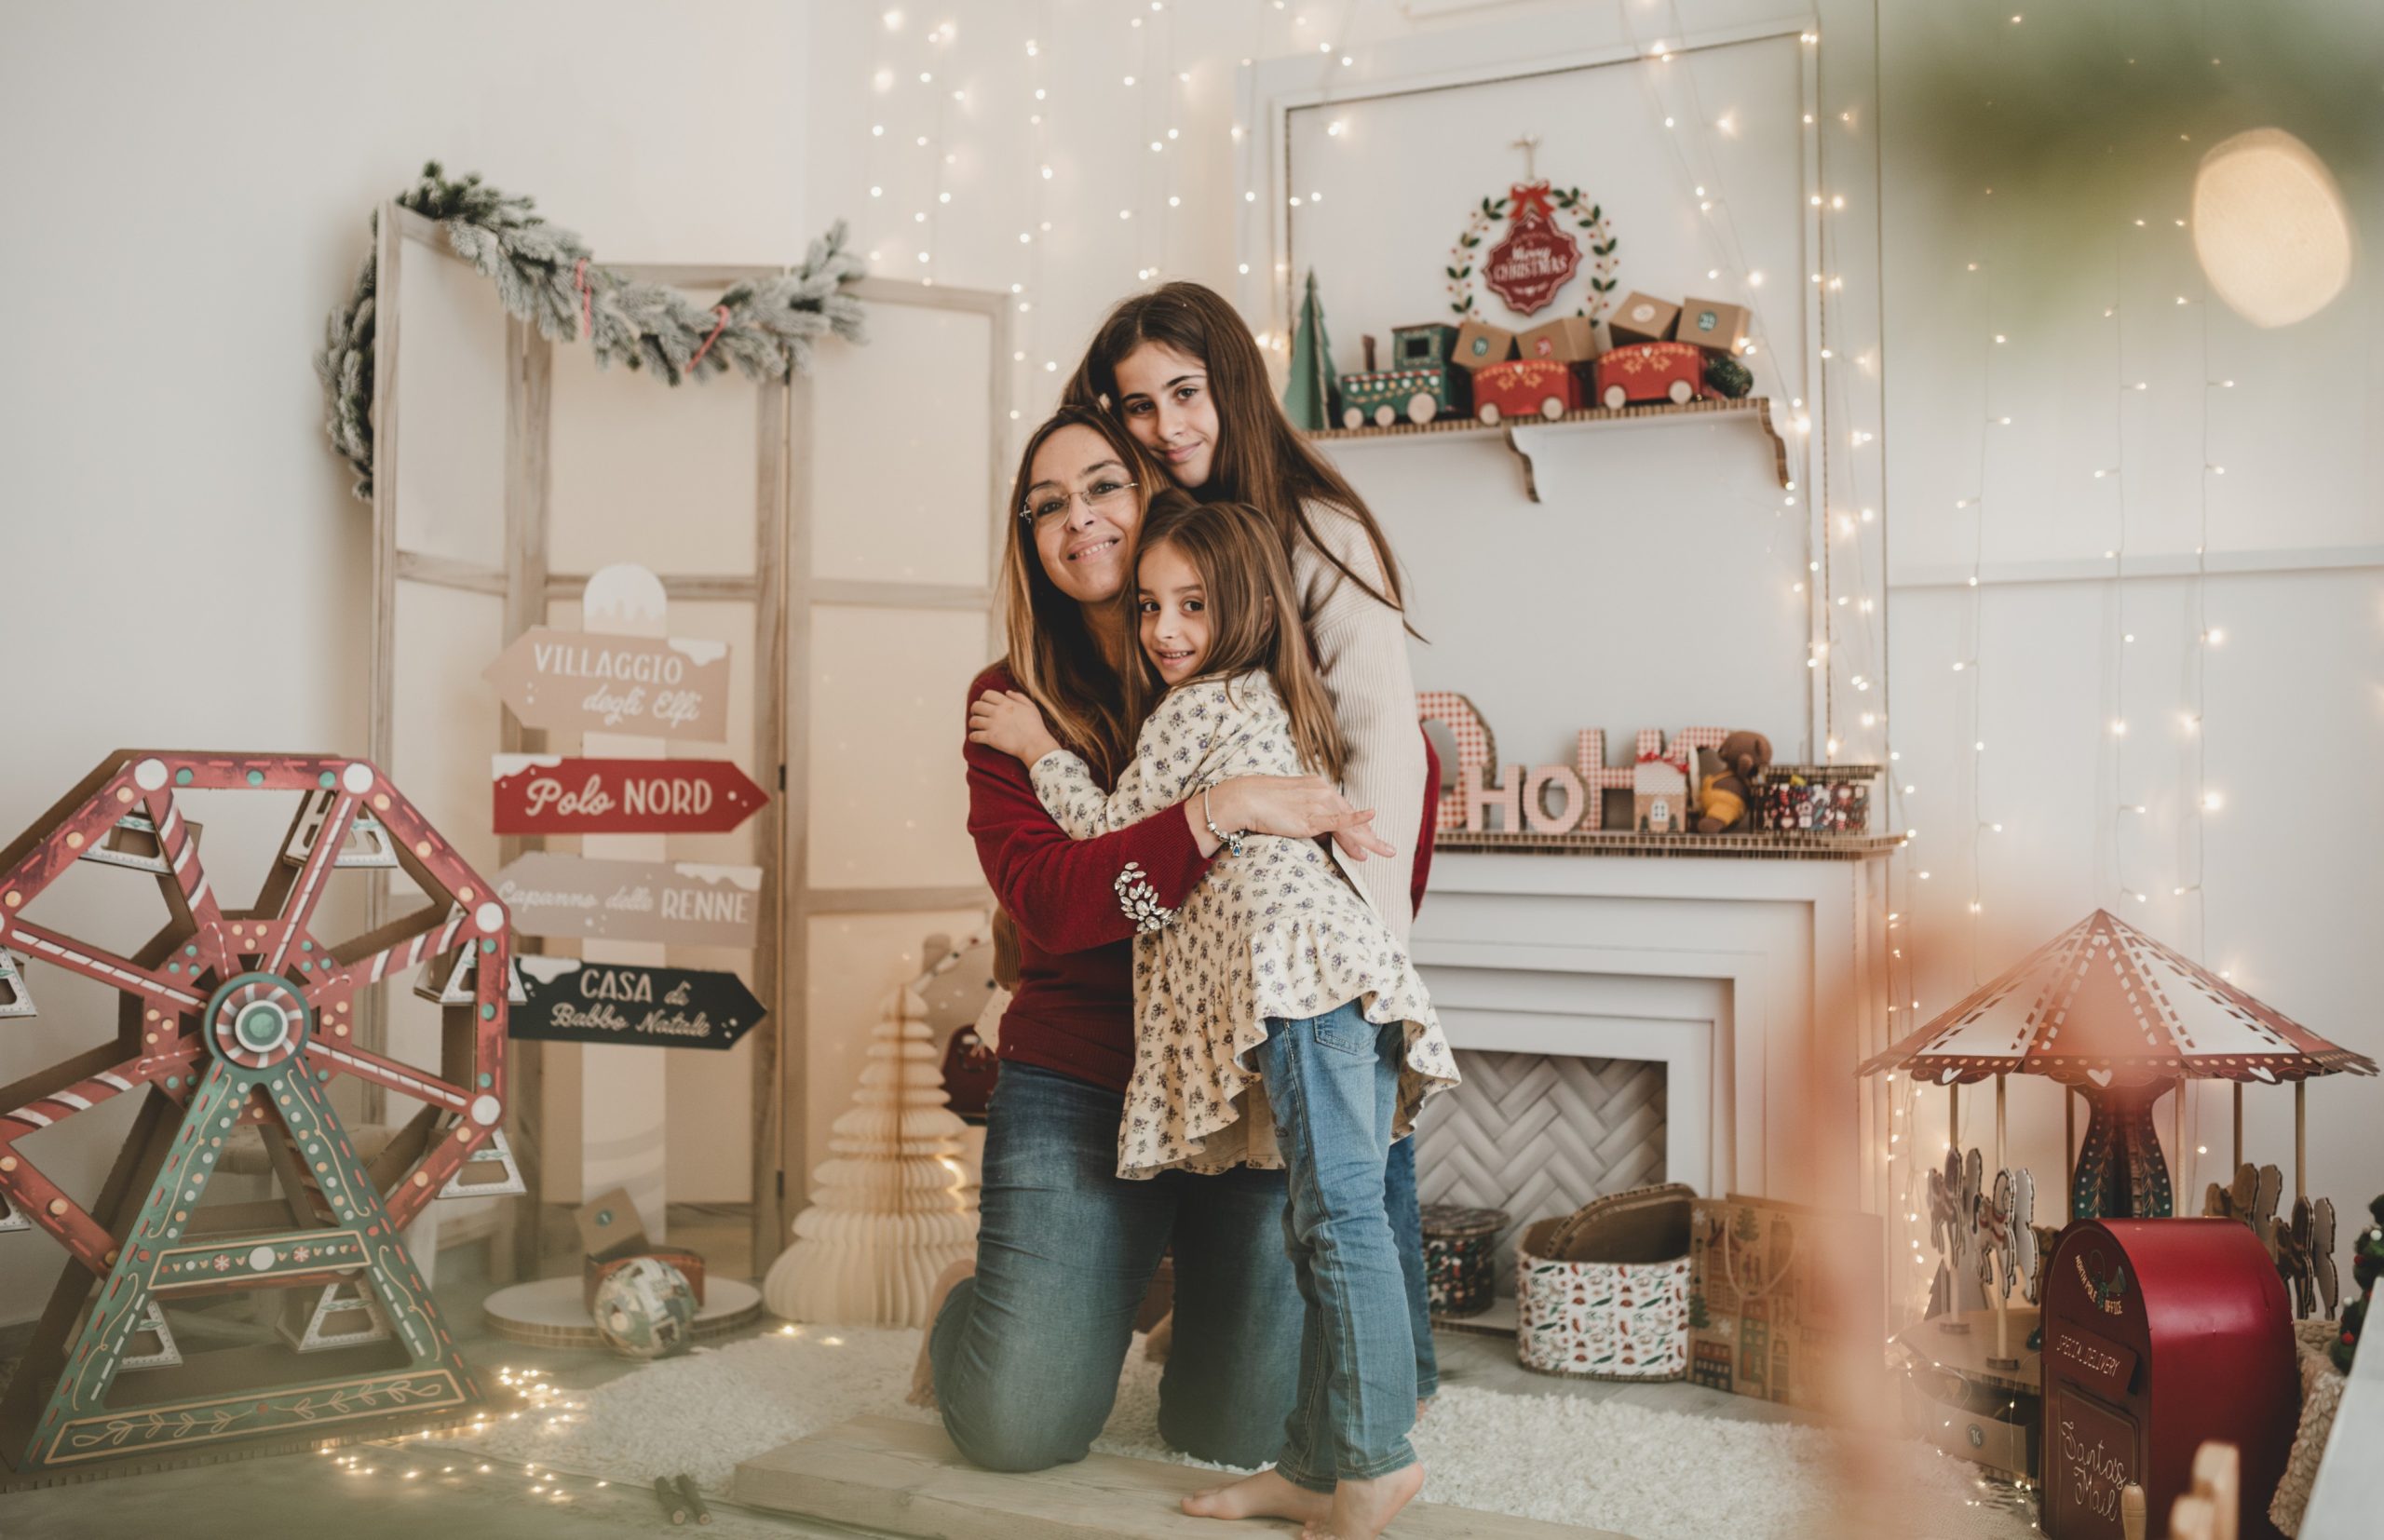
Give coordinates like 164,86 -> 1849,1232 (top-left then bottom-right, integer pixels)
592,1257 -> 698,1360
2192,128 -> 2353,329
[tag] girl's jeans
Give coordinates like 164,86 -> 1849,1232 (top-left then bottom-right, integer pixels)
1255,999 -> 1419,1491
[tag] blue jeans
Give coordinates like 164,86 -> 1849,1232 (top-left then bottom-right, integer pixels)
1384,1129 -> 1438,1398
1256,1001 -> 1419,1490
929,1060 -> 1436,1473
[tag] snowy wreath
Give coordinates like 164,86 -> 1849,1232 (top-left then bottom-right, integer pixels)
317,161 -> 866,500
1444,184 -> 1618,323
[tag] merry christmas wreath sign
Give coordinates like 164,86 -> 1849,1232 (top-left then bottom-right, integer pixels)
1446,180 -> 1618,323
317,162 -> 867,500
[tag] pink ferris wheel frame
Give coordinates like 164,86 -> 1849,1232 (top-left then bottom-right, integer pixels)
0,750 -> 511,1479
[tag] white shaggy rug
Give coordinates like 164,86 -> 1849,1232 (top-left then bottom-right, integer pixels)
439,1326 -> 2034,1540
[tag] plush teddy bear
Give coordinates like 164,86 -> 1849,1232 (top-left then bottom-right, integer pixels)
1697,730 -> 1772,833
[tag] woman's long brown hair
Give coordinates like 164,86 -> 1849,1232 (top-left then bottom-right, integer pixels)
1065,281 -> 1410,628
996,407 -> 1163,785
1127,491 -> 1347,784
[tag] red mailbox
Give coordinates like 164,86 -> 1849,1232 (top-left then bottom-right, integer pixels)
2040,1219 -> 2296,1540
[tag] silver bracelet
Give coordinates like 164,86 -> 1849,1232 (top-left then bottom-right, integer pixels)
1201,786 -> 1246,858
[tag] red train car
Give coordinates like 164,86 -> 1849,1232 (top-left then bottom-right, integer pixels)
2040,1219 -> 2297,1540
1472,358 -> 1586,424
1592,341 -> 1715,409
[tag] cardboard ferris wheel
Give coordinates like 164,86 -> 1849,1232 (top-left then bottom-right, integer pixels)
0,751 -> 514,1481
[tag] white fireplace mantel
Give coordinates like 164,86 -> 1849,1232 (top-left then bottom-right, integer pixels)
1412,850 -> 1896,1209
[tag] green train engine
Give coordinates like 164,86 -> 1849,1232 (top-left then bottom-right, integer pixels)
1336,323 -> 1469,428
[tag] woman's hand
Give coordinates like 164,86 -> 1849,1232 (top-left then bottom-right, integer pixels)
968,690 -> 1062,764
1190,775 -> 1397,861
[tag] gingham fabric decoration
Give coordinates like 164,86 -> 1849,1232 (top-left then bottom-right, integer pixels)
1417,691 -> 1497,832
1572,730 -> 1632,830
1419,705 -> 1733,833
1578,728 -> 1731,830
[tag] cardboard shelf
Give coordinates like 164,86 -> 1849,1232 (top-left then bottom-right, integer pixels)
1305,395 -> 1790,502
1435,828 -> 1904,861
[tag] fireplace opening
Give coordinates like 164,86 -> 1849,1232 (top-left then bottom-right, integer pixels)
1413,1049 -> 1667,1304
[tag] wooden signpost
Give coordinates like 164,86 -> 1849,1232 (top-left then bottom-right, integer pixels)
514,958 -> 765,1051
491,755 -> 768,837
494,852 -> 763,948
483,627 -> 732,742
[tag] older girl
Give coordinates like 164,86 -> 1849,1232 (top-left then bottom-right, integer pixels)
1067,281 -> 1442,1451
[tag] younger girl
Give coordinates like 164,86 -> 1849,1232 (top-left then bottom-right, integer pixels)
968,493 -> 1456,1540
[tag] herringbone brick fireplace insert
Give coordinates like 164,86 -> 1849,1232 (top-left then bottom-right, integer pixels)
1414,1050 -> 1667,1294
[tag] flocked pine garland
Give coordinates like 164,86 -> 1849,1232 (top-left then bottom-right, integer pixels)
317,161 -> 866,500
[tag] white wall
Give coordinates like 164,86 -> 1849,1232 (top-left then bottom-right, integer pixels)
0,0 -> 809,1322
1876,0 -> 2384,1255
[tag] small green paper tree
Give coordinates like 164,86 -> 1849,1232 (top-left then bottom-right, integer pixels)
1280,269 -> 1340,431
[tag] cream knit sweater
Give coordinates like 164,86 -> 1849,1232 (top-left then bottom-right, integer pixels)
1293,500 -> 1425,951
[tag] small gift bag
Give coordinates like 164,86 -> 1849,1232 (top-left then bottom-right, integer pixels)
1686,1193 -> 1884,1410
1515,1183 -> 1695,1381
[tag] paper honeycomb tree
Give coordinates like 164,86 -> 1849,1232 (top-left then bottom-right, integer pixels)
762,982 -> 976,1327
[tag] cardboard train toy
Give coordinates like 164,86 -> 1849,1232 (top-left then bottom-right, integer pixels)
1336,294 -> 1754,428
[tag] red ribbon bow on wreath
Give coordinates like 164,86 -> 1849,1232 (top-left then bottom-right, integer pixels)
1509,181 -> 1557,220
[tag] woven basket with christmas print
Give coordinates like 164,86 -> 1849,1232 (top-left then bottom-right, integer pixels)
1514,1182 -> 1695,1381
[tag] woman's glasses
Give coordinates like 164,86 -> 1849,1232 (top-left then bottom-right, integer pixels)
1020,479 -> 1137,528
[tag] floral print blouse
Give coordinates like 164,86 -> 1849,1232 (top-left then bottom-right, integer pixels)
1029,671 -> 1459,1180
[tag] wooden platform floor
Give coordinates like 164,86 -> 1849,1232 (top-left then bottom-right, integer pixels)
735,1414 -> 1633,1540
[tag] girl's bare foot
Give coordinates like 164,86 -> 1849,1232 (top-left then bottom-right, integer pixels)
905,1257 -> 977,1408
1301,1463 -> 1425,1540
1182,1467 -> 1330,1523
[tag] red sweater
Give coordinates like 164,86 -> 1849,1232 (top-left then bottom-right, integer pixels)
965,663 -> 1439,1094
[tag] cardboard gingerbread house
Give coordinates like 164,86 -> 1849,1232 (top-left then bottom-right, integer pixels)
1634,751 -> 1689,832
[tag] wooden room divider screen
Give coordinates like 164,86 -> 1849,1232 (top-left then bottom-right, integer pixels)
366,202 -> 1007,1277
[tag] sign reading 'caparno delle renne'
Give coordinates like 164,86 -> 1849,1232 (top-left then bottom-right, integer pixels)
494,853 -> 762,948
484,627 -> 731,741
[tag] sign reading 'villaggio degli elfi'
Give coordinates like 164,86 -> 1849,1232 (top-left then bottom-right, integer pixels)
494,853 -> 762,948
484,628 -> 731,741
512,957 -> 765,1051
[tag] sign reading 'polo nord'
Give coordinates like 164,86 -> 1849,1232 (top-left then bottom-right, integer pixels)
493,853 -> 763,947
483,628 -> 731,741
490,755 -> 768,837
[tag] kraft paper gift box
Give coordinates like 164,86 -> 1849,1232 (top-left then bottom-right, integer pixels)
1516,316 -> 1599,363
1608,291 -> 1681,345
1451,320 -> 1518,370
1677,297 -> 1750,355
